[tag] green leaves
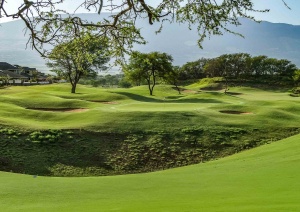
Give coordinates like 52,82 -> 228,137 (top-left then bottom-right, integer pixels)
47,32 -> 110,93
124,51 -> 174,95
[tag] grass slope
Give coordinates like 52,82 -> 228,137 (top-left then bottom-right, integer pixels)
0,84 -> 299,131
1,133 -> 300,211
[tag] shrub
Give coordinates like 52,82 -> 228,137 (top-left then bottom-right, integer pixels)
118,79 -> 132,88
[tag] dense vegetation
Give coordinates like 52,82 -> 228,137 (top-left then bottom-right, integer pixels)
77,53 -> 299,100
1,126 -> 298,176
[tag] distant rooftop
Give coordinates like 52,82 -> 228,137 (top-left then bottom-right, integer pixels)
0,62 -> 17,70
0,70 -> 27,79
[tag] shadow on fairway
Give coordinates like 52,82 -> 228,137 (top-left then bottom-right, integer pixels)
111,91 -> 224,104
225,92 -> 243,95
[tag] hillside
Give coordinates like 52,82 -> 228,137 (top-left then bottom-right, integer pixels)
1,14 -> 300,72
0,84 -> 299,176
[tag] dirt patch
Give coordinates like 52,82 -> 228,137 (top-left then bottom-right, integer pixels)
182,89 -> 198,94
101,101 -> 119,104
27,108 -> 89,112
220,110 -> 253,115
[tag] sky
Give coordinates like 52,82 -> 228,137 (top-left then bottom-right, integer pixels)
1,0 -> 300,25
252,0 -> 300,25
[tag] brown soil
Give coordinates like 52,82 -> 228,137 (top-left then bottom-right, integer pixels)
101,101 -> 119,104
27,108 -> 89,112
182,89 -> 198,94
219,110 -> 253,115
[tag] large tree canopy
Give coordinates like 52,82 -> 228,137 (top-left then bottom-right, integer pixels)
124,51 -> 173,95
47,32 -> 109,93
203,53 -> 297,82
0,0 -> 270,58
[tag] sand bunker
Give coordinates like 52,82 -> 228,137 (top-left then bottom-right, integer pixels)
27,108 -> 89,112
219,110 -> 253,115
182,89 -> 198,94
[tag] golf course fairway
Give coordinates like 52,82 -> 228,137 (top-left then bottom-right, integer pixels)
1,133 -> 300,211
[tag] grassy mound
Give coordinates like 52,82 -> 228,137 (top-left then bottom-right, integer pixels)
0,84 -> 299,130
1,133 -> 300,211
0,84 -> 299,176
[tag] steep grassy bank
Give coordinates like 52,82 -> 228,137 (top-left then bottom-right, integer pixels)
1,133 -> 300,211
1,126 -> 299,176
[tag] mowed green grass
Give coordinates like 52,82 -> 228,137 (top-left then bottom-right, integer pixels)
1,133 -> 300,211
0,84 -> 299,131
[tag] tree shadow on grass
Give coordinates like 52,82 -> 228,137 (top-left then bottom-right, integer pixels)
110,91 -> 161,102
110,91 -> 224,104
174,98 -> 223,103
225,92 -> 243,95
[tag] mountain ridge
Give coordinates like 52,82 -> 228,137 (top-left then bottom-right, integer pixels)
1,13 -> 300,73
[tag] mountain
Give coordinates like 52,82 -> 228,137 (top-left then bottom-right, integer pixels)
1,13 -> 300,73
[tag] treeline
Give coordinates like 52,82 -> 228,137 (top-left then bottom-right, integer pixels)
79,74 -> 131,88
178,53 -> 298,83
80,52 -> 300,94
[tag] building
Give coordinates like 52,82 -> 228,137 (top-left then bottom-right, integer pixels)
0,62 -> 48,85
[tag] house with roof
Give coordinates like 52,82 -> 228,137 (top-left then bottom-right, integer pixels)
0,62 -> 28,85
0,62 -> 49,85
14,65 -> 48,82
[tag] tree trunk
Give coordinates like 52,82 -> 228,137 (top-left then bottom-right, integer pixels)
148,82 -> 154,95
149,89 -> 153,95
224,76 -> 228,94
146,78 -> 154,96
69,71 -> 81,94
150,73 -> 156,96
71,83 -> 77,93
174,82 -> 181,94
151,83 -> 155,95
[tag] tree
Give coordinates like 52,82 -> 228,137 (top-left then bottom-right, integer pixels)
47,32 -> 109,93
31,70 -> 39,82
0,1 -> 270,59
165,66 -> 181,94
249,55 -> 268,77
293,70 -> 300,86
123,66 -> 145,86
179,58 -> 209,81
125,51 -> 173,95
0,75 -> 10,86
204,58 -> 225,78
276,59 -> 297,78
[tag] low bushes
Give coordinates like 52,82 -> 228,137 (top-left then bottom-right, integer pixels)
291,87 -> 300,97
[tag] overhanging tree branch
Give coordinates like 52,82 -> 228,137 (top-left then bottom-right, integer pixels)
0,0 -> 280,59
